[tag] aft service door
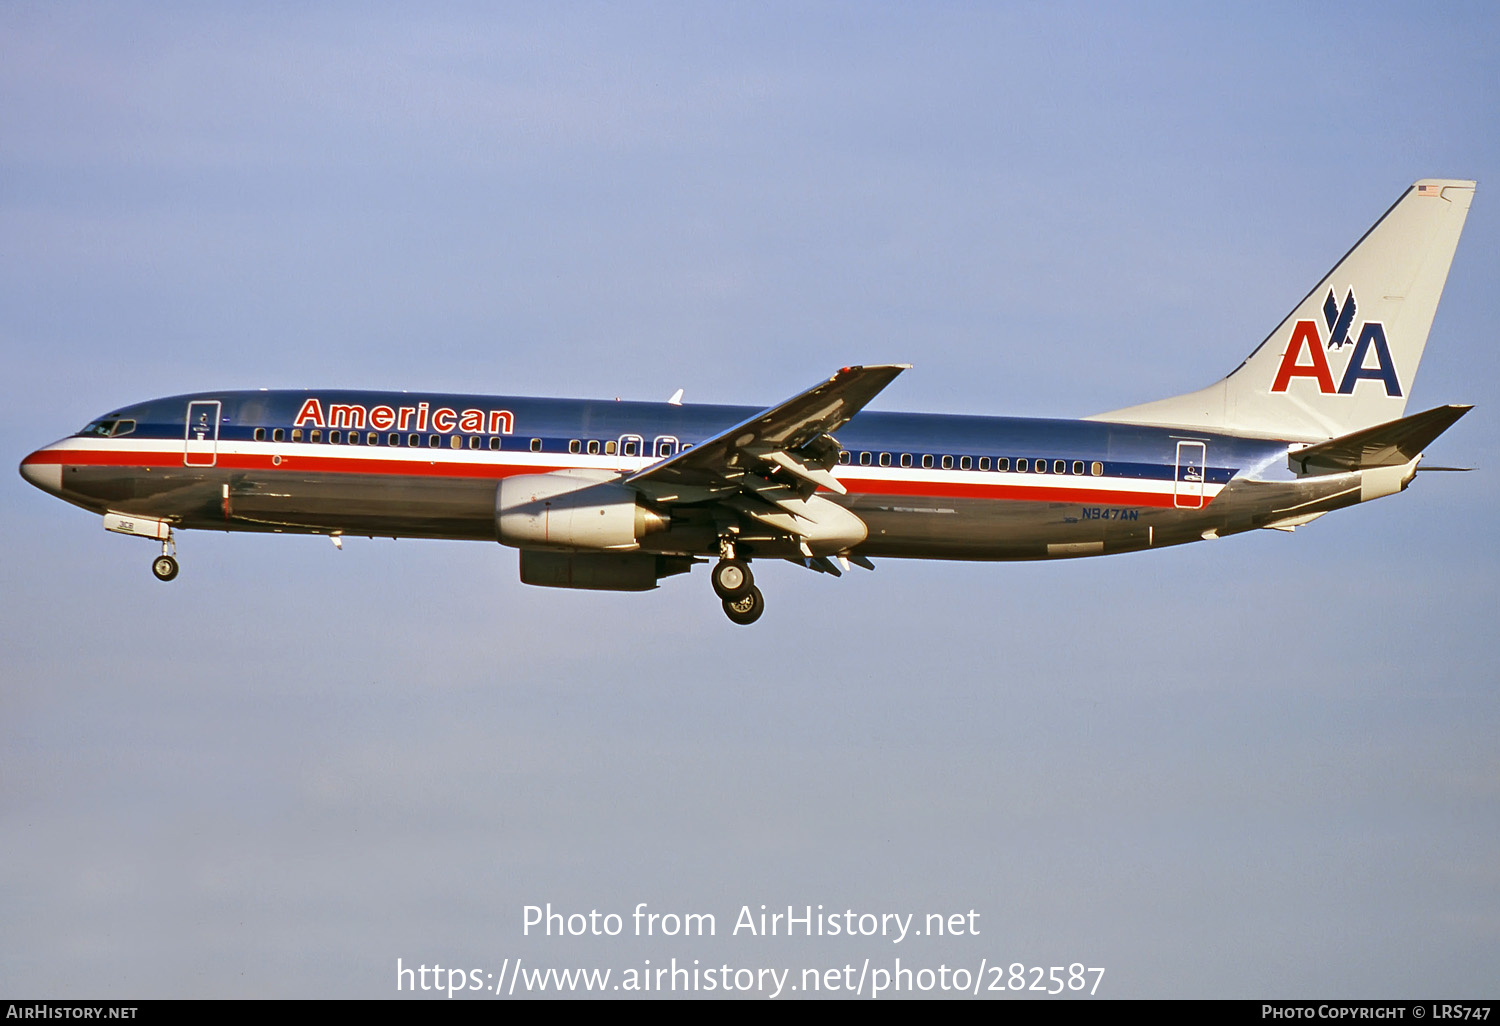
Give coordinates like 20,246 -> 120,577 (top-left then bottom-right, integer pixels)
184,400 -> 221,467
1174,440 -> 1206,509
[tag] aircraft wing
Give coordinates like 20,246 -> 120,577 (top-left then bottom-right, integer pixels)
626,364 -> 909,501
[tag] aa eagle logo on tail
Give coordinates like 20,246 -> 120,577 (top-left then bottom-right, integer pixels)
1270,288 -> 1401,396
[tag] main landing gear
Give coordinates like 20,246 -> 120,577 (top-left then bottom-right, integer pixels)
721,584 -> 765,625
712,544 -> 764,625
710,557 -> 751,600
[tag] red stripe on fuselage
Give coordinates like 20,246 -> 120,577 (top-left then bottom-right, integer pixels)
837,474 -> 1193,508
27,446 -> 543,479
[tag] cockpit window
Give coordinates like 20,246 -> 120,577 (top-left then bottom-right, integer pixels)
80,418 -> 136,437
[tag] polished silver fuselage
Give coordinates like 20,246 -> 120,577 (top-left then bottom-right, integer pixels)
21,389 -> 1375,564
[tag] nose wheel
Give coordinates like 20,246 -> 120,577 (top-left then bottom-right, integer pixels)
151,532 -> 179,582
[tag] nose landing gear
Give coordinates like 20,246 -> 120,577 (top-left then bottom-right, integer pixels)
149,525 -> 180,582
150,531 -> 179,582
102,512 -> 180,582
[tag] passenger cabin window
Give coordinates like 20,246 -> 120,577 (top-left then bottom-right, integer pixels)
530,438 -> 542,452
879,452 -> 891,467
489,437 -> 501,451
605,440 -> 617,455
1052,460 -> 1064,474
859,452 -> 872,466
941,455 -> 954,470
450,435 -> 461,449
291,429 -> 302,442
901,454 -> 912,468
960,455 -> 971,470
311,429 -> 322,443
330,430 -> 342,443
569,440 -> 581,454
1091,461 -> 1104,476
839,451 -> 850,465
1072,460 -> 1084,475
389,433 -> 400,446
254,428 -> 266,441
587,440 -> 600,455
273,428 -> 285,443
428,435 -> 440,448
997,457 -> 1010,472
367,432 -> 378,445
622,438 -> 639,457
469,436 -> 480,450
348,432 -> 360,444
978,456 -> 990,471
921,454 -> 933,469
1034,458 -> 1046,473
1015,458 -> 1027,472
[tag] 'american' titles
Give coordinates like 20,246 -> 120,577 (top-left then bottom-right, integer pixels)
293,398 -> 514,435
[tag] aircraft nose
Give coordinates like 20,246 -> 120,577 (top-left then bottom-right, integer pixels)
19,451 -> 64,494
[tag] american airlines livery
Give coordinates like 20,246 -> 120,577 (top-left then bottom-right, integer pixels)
19,179 -> 1477,624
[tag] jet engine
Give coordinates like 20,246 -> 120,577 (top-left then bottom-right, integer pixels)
496,471 -> 666,551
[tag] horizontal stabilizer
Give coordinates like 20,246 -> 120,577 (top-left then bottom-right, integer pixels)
1289,404 -> 1471,475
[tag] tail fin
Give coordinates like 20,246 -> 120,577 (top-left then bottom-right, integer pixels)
1091,179 -> 1475,440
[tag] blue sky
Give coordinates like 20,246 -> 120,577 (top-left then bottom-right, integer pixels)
3,2 -> 1496,998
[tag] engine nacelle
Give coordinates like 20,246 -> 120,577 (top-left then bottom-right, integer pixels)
496,471 -> 666,551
